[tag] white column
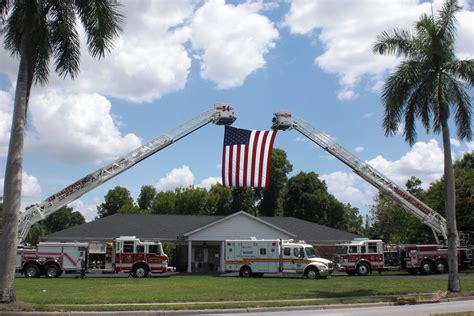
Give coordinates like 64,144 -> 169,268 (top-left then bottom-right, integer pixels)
219,240 -> 225,273
187,240 -> 192,273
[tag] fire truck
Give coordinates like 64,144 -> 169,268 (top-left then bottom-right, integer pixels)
271,112 -> 472,276
224,239 -> 333,279
16,236 -> 168,278
14,105 -> 236,277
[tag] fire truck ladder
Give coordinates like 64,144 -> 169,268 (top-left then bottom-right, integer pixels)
271,112 -> 448,245
17,104 -> 236,244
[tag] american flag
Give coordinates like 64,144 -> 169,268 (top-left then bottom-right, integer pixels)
222,126 -> 277,188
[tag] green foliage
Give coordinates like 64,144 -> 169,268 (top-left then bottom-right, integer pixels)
283,172 -> 347,229
97,186 -> 139,218
174,187 -> 208,215
137,185 -> 157,211
258,148 -> 293,216
162,241 -> 177,266
424,152 -> 474,232
343,204 -> 364,235
152,191 -> 177,214
207,184 -> 232,215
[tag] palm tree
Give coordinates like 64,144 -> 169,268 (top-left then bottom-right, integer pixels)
0,0 -> 123,303
373,0 -> 473,292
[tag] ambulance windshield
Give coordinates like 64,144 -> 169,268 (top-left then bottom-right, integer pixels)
305,246 -> 318,258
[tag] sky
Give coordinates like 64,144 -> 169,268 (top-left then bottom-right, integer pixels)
0,0 -> 473,222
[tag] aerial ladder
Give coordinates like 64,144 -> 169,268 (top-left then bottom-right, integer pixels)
271,111 -> 450,246
17,104 -> 236,244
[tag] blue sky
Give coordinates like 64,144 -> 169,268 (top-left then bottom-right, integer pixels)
1,0 -> 473,221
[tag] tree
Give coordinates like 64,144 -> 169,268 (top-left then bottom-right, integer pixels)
258,148 -> 293,216
342,203 -> 364,235
424,152 -> 474,233
207,184 -> 232,215
0,0 -> 123,302
97,186 -> 137,218
152,191 -> 177,214
373,0 -> 473,292
137,185 -> 157,211
283,171 -> 345,228
174,187 -> 208,215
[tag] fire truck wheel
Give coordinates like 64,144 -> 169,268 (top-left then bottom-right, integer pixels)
132,264 -> 149,278
434,260 -> 448,274
24,264 -> 40,278
356,262 -> 370,276
420,260 -> 433,275
305,267 -> 320,280
44,264 -> 61,278
239,266 -> 252,277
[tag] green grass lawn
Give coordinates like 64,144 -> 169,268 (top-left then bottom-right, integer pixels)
15,275 -> 474,307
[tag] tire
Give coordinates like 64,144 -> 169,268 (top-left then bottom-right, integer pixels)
44,264 -> 61,278
23,264 -> 40,278
419,260 -> 433,275
356,262 -> 370,276
239,266 -> 252,278
434,260 -> 448,274
132,264 -> 149,278
305,267 -> 320,280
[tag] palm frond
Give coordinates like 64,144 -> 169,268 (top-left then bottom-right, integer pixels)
381,60 -> 424,137
75,0 -> 124,59
444,75 -> 472,141
33,1 -> 51,85
372,28 -> 420,58
50,0 -> 80,79
437,0 -> 461,44
445,59 -> 474,87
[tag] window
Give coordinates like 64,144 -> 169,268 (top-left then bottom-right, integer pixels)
194,247 -> 203,262
260,248 -> 266,255
136,245 -> 144,253
149,245 -> 159,255
123,241 -> 134,253
368,243 -> 378,253
349,246 -> 358,254
283,248 -> 291,256
360,246 -> 366,253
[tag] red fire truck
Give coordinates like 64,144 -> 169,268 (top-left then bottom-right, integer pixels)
17,236 -> 169,278
271,112 -> 473,276
334,238 -> 472,276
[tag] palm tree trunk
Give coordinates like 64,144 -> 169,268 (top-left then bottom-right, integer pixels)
440,109 -> 461,293
0,52 -> 29,303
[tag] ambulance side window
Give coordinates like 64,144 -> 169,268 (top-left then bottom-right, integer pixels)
283,248 -> 291,256
260,248 -> 266,255
293,247 -> 303,258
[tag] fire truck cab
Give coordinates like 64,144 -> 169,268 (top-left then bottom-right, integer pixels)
334,239 -> 387,276
112,236 -> 168,278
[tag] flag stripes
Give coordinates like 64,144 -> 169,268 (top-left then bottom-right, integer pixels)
222,126 -> 277,188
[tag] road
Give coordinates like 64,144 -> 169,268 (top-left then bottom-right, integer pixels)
215,300 -> 474,316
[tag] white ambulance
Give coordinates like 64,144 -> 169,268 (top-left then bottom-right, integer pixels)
224,239 -> 333,279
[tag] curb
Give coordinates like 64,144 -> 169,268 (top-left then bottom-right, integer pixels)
1,295 -> 473,315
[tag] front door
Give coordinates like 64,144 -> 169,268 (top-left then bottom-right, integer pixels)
282,246 -> 298,273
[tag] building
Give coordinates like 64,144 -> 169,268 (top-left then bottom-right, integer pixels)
42,211 -> 360,272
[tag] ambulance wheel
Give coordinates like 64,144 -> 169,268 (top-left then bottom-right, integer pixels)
305,267 -> 320,280
420,260 -> 433,275
44,264 -> 61,278
356,262 -> 370,276
434,260 -> 448,274
132,264 -> 149,278
239,266 -> 252,277
24,264 -> 40,278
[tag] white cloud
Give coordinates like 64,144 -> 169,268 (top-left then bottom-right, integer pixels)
155,165 -> 222,191
0,171 -> 41,198
284,0 -> 474,99
321,139 -> 445,212
367,139 -> 444,188
190,0 -> 278,89
69,198 -> 101,222
363,112 -> 374,119
1,1 -> 195,103
28,91 -> 141,164
155,165 -> 195,191
354,146 -> 364,153
321,171 -> 376,207
451,138 -> 461,148
0,90 -> 12,156
467,142 -> 474,152
337,88 -> 359,101
198,176 -> 222,189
